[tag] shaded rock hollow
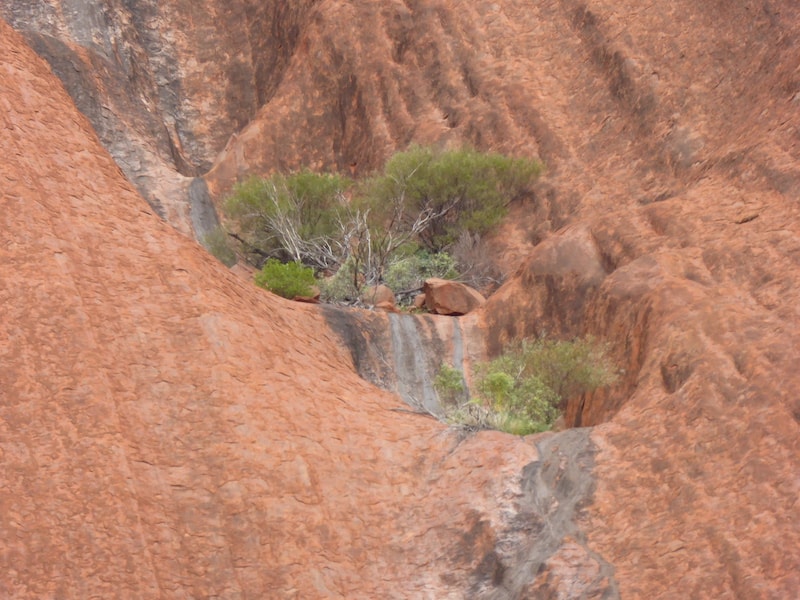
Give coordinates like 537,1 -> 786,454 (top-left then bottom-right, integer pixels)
2,0 -> 800,598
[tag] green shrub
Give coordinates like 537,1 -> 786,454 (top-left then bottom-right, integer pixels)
433,363 -> 467,406
442,336 -> 617,436
384,249 -> 459,294
513,337 -> 618,402
318,256 -> 361,303
475,367 -> 559,435
201,226 -> 237,267
254,259 -> 316,299
223,176 -> 282,258
222,147 -> 541,301
224,171 -> 353,269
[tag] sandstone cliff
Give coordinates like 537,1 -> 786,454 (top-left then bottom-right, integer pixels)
2,0 -> 800,598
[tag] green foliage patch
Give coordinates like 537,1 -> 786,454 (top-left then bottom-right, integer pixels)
220,146 -> 542,304
433,363 -> 467,407
225,171 -> 353,269
366,145 -> 542,251
436,336 -> 617,436
383,250 -> 459,296
254,259 -> 316,299
318,256 -> 361,303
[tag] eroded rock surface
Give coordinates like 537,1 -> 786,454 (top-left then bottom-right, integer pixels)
3,0 -> 800,597
0,0 -> 318,234
0,22 -> 583,598
468,1 -> 800,596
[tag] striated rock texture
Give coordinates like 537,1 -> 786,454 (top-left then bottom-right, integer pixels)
0,21 -> 611,598
466,0 -> 800,596
2,0 -> 800,598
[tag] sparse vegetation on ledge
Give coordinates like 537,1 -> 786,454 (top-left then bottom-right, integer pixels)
214,146 -> 542,305
435,336 -> 618,436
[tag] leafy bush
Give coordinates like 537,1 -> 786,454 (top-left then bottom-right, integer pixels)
474,336 -> 617,434
383,249 -> 459,294
201,226 -> 237,267
222,147 -> 541,302
433,363 -> 467,407
511,337 -> 618,402
366,146 -> 542,251
225,171 -> 353,269
475,368 -> 559,435
318,256 -> 361,303
438,336 -> 617,435
254,259 -> 316,299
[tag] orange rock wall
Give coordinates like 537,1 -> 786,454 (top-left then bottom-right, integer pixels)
2,0 -> 800,597
0,20 -> 560,598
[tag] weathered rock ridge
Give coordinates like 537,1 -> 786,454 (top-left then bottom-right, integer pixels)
2,0 -> 800,598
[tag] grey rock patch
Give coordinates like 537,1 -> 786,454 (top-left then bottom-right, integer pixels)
189,177 -> 221,241
472,428 -> 620,599
389,313 -> 440,414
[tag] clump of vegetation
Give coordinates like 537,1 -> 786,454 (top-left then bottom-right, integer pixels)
435,336 -> 618,435
254,259 -> 316,299
433,363 -> 467,406
220,146 -> 542,304
317,256 -> 361,303
366,145 -> 542,251
224,170 -> 353,270
383,249 -> 459,300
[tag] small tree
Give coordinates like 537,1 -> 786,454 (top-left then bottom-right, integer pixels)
225,171 -> 354,270
366,146 -> 542,251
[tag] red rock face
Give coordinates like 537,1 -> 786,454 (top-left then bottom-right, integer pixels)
0,21 -> 561,598
3,0 -> 800,597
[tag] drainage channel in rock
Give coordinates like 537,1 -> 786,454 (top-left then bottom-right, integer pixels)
471,428 -> 620,599
189,177 -> 221,241
389,313 -> 440,414
321,305 -> 468,415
